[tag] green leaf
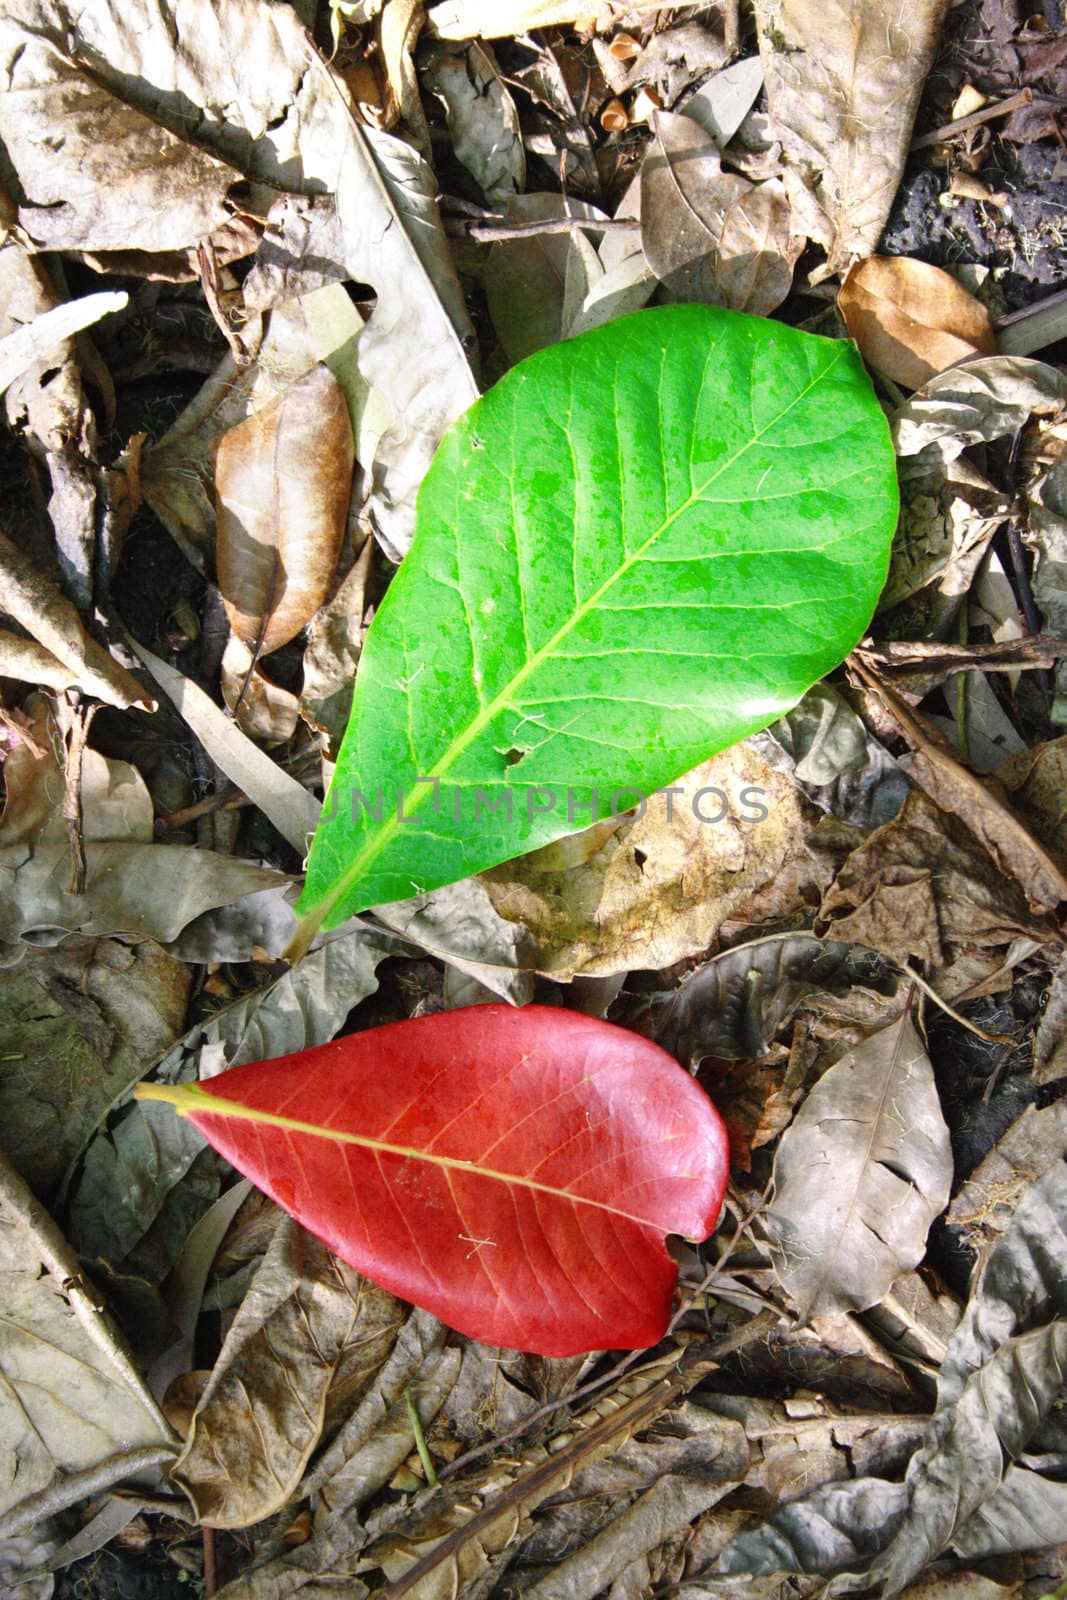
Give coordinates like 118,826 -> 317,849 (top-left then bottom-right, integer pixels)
298,305 -> 897,937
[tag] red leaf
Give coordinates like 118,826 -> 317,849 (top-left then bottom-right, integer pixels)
137,1005 -> 729,1356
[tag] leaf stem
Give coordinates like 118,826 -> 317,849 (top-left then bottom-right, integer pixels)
404,1387 -> 438,1486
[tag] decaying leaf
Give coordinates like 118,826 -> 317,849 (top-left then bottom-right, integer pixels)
372,877 -> 538,1005
882,450 -> 1006,617
754,0 -> 950,274
0,1153 -> 173,1525
893,355 -> 1067,461
483,747 -> 830,979
651,934 -> 897,1063
0,291 -> 128,398
484,194 -> 609,363
772,683 -> 869,787
0,526 -> 154,712
0,937 -> 190,1201
839,257 -> 997,390
949,1101 -> 1067,1241
640,113 -> 798,315
423,41 -> 525,205
816,788 -> 1050,974
173,1215 -> 405,1527
299,539 -> 373,753
768,1006 -> 952,1319
216,364 -> 353,658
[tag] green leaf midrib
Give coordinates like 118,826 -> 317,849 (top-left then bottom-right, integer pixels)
317,341 -> 849,923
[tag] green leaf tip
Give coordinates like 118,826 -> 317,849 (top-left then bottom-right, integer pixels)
298,303 -> 899,933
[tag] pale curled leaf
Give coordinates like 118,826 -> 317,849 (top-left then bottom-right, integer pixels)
893,355 -> 1067,460
769,1009 -> 952,1318
0,842 -> 286,945
0,291 -> 128,397
754,0 -> 950,272
0,526 -> 154,712
423,41 -> 524,206
641,113 -> 750,301
174,1216 -> 405,1528
0,1153 -> 172,1525
874,1321 -> 1067,1595
651,933 -> 896,1063
131,639 -> 322,852
216,364 -> 354,657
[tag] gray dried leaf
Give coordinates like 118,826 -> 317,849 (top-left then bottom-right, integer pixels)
1034,948 -> 1067,1084
893,356 -> 1067,460
0,841 -> 285,946
952,1466 -> 1067,1559
651,934 -> 896,1063
948,1102 -> 1067,1243
485,194 -> 609,363
374,878 -> 538,1005
769,1008 -> 952,1318
0,29 -> 244,260
640,112 -> 750,301
773,684 -> 869,786
173,1216 -> 405,1528
0,292 -> 128,397
754,0 -> 949,273
681,55 -> 764,148
0,1153 -> 172,1527
424,42 -> 524,205
0,938 -> 189,1202
874,1321 -> 1067,1595
718,1476 -> 908,1577
132,640 -> 322,852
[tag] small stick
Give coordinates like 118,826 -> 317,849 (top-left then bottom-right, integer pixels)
404,1387 -> 438,1486
202,1525 -> 217,1598
911,87 -> 1034,150
467,216 -> 640,243
60,697 -> 98,894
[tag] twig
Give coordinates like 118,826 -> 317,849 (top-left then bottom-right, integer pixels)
901,962 -> 1015,1045
0,1446 -> 178,1542
60,696 -> 98,894
466,216 -> 640,242
404,1386 -> 438,1485
203,1525 -> 217,1598
997,282 -> 1067,328
911,87 -> 1034,150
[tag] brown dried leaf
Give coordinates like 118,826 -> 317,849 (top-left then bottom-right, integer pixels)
640,112 -> 751,301
714,178 -> 801,317
948,1101 -> 1067,1241
0,526 -> 154,712
840,257 -> 997,391
216,364 -> 354,658
220,635 -> 300,743
769,1007 -> 953,1319
816,788 -> 1049,973
1034,949 -> 1067,1086
482,747 -> 830,979
173,1215 -> 405,1528
851,662 -> 1067,914
754,0 -> 950,274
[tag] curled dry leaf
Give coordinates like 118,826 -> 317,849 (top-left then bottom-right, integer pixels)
839,257 -> 997,391
768,1006 -> 952,1320
173,1216 -> 405,1528
0,291 -> 128,398
0,526 -> 154,712
137,1006 -> 730,1356
423,41 -> 524,206
216,364 -> 354,659
754,0 -> 950,274
0,1153 -> 172,1526
892,355 -> 1067,460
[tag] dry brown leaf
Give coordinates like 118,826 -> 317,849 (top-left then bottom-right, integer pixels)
714,177 -> 801,317
173,1216 -> 405,1528
754,0 -> 950,274
839,257 -> 997,390
0,526 -> 155,712
815,788 -> 1050,973
997,737 -> 1067,862
851,661 -> 1067,914
216,364 -> 354,658
300,540 -> 374,753
769,1007 -> 952,1319
220,635 -> 300,743
948,1101 -> 1067,1242
427,0 -> 678,35
379,0 -> 431,157
482,746 -> 830,979
1033,948 -> 1067,1086
640,112 -> 750,302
